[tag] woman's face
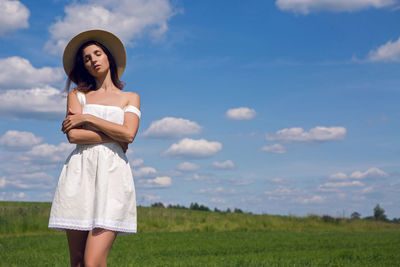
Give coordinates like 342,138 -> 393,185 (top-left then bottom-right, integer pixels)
82,44 -> 110,78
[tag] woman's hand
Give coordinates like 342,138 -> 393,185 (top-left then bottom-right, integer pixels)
62,108 -> 89,133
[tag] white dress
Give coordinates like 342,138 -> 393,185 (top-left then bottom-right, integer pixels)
48,91 -> 141,235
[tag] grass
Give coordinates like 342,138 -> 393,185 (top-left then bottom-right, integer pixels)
1,201 -> 400,236
1,231 -> 400,266
1,201 -> 400,266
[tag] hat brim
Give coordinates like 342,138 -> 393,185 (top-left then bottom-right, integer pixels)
63,29 -> 126,84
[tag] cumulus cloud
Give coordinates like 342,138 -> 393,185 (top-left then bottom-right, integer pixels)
143,117 -> 202,139
267,177 -> 290,184
133,166 -> 157,178
139,176 -> 172,188
0,0 -> 29,36
1,171 -> 55,190
25,142 -> 74,163
176,162 -> 200,172
266,126 -> 346,143
329,172 -> 348,180
226,107 -> 256,120
319,180 -> 364,189
0,130 -> 42,150
350,168 -> 389,179
230,178 -> 254,186
212,160 -> 235,170
367,37 -> 400,62
131,158 -> 144,167
194,187 -> 237,195
0,57 -> 63,89
45,0 -> 178,54
261,144 -> 287,154
0,86 -> 66,120
162,138 -> 222,159
298,195 -> 326,204
276,0 -> 397,14
264,185 -> 302,196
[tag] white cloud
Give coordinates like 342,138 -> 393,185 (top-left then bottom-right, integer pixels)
298,195 -> 326,204
0,0 -> 29,36
266,126 -> 346,143
26,142 -> 74,163
368,37 -> 400,62
176,162 -> 200,172
213,160 -> 235,170
226,107 -> 256,120
261,144 -> 287,154
362,186 -> 374,193
264,185 -> 302,196
276,0 -> 397,14
133,166 -> 157,178
0,177 -> 6,188
230,178 -> 254,186
139,176 -> 172,188
131,158 -> 144,167
329,172 -> 348,180
194,187 -> 237,195
319,180 -> 364,189
162,138 -> 222,159
267,177 -> 290,184
0,57 -> 63,89
350,167 -> 389,179
1,171 -> 55,190
210,197 -> 226,204
143,117 -> 202,139
45,0 -> 178,54
0,86 -> 66,120
0,130 -> 42,150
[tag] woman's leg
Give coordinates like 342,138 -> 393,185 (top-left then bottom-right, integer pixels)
84,228 -> 118,267
66,230 -> 89,267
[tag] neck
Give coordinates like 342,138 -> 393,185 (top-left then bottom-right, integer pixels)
95,70 -> 115,91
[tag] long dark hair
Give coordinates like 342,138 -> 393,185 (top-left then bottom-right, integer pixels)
65,40 -> 124,92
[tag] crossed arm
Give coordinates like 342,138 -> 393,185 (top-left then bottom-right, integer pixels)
62,90 -> 140,148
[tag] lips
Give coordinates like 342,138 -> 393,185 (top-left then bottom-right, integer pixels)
94,64 -> 101,70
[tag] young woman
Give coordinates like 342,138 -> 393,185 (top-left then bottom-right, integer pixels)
48,30 -> 141,267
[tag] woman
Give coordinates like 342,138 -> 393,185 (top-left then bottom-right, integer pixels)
48,30 -> 141,267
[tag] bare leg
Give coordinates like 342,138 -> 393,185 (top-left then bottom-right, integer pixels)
66,230 -> 89,267
84,228 -> 118,267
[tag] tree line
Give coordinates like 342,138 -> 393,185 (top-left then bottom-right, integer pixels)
150,202 -> 245,213
149,202 -> 400,223
351,204 -> 400,223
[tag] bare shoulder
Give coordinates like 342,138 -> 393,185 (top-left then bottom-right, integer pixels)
124,91 -> 140,108
68,88 -> 79,99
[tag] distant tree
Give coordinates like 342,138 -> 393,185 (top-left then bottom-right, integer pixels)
226,208 -> 231,213
151,202 -> 165,208
373,204 -> 387,221
234,208 -> 243,213
190,202 -> 199,210
214,207 -> 221,212
351,211 -> 361,220
189,202 -> 210,211
392,218 -> 400,224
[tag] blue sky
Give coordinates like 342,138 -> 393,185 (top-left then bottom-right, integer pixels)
0,0 -> 399,219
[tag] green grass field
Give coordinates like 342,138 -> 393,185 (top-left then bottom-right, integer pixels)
1,201 -> 400,266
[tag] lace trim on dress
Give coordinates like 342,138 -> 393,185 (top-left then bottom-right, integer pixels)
49,217 -> 137,235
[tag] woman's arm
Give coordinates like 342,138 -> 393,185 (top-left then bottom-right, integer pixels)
64,89 -> 113,144
63,92 -> 140,144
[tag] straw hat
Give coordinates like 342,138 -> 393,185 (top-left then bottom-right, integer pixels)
62,29 -> 126,83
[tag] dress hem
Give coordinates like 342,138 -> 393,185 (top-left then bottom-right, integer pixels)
48,218 -> 137,236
